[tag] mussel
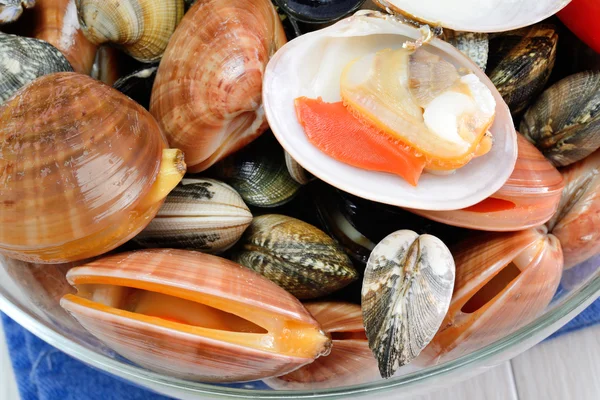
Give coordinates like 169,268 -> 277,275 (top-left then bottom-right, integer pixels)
362,230 -> 455,378
422,227 -> 563,364
134,178 -> 252,254
521,71 -> 600,168
409,133 -> 565,231
0,0 -> 34,24
150,0 -> 287,172
231,214 -> 358,299
76,0 -> 184,63
442,30 -> 488,70
273,0 -> 366,24
60,249 -> 332,382
0,33 -> 73,103
266,302 -> 379,389
547,149 -> 600,269
0,72 -> 185,263
113,65 -> 158,110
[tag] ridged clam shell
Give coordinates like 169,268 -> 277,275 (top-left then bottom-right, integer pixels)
547,149 -> 600,269
266,302 -> 380,389
362,230 -> 455,378
0,0 -> 34,24
76,0 -> 184,63
134,178 -> 252,253
60,249 -> 331,382
443,30 -> 488,70
409,133 -> 564,231
150,0 -> 287,172
231,214 -> 358,300
487,24 -> 558,115
422,227 -> 563,364
0,72 -> 167,263
0,33 -> 73,103
113,65 -> 158,110
521,71 -> 600,167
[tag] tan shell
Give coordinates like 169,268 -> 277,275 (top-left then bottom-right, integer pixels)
150,0 -> 287,172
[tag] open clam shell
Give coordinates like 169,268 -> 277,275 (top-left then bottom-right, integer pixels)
409,134 -> 564,231
60,249 -> 331,382
263,11 -> 517,210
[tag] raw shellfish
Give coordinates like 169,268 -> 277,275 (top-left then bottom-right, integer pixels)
362,230 -> 455,378
409,134 -> 564,231
150,0 -> 287,172
0,72 -> 185,263
76,0 -> 184,63
231,214 -> 358,300
134,178 -> 252,254
0,0 -> 34,24
423,227 -> 563,363
521,71 -> 600,167
60,249 -> 331,382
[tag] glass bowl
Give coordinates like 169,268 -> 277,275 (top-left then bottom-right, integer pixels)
0,252 -> 598,399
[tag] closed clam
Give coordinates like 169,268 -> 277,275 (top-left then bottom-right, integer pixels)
134,178 -> 252,254
60,249 -> 331,382
113,64 -> 158,110
150,0 -> 287,172
0,0 -> 34,24
521,71 -> 600,167
362,230 -> 455,378
266,302 -> 379,389
0,72 -> 185,263
231,214 -> 358,300
422,227 -> 563,364
76,0 -> 184,63
487,24 -> 558,115
442,30 -> 488,70
0,33 -> 73,103
409,134 -> 564,231
547,149 -> 600,269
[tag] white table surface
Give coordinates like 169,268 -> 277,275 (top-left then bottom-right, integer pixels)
2,322 -> 600,400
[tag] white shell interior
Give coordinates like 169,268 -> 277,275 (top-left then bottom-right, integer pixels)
263,12 -> 517,210
377,0 -> 571,32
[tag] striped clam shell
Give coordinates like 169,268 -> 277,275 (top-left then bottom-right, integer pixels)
0,0 -> 34,24
362,230 -> 455,378
231,214 -> 358,300
0,33 -> 73,103
134,178 -> 252,253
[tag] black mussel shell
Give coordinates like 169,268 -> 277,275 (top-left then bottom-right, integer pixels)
113,64 -> 158,110
274,0 -> 366,24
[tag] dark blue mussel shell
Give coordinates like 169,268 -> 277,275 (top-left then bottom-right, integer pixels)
274,0 -> 366,24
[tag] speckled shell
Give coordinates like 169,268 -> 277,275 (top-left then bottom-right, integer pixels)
60,249 -> 331,382
0,72 -> 167,263
134,178 -> 252,253
409,134 -> 564,231
547,149 -> 600,269
231,214 -> 358,300
487,24 -> 558,115
150,0 -> 287,172
76,0 -> 184,63
0,0 -> 34,24
362,230 -> 455,378
443,30 -> 488,70
0,33 -> 73,103
521,71 -> 600,167
266,302 -> 380,389
422,227 -> 563,364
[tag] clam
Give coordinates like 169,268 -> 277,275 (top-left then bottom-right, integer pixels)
442,30 -> 488,70
409,133 -> 564,231
231,214 -> 358,300
150,0 -> 287,172
362,230 -> 455,378
371,0 -> 571,32
211,135 -> 301,208
264,11 -> 517,210
0,72 -> 185,263
487,24 -> 558,115
134,178 -> 252,254
266,302 -> 379,389
285,152 -> 315,185
273,0 -> 366,23
0,0 -> 34,24
60,249 -> 331,382
521,71 -> 600,168
422,227 -> 563,364
0,33 -> 73,103
113,65 -> 158,110
76,0 -> 184,63
547,149 -> 600,269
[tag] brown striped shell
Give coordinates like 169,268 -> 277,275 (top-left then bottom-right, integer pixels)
0,72 -> 167,263
60,249 -> 331,382
231,214 -> 358,300
150,0 -> 287,172
408,133 -> 564,231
